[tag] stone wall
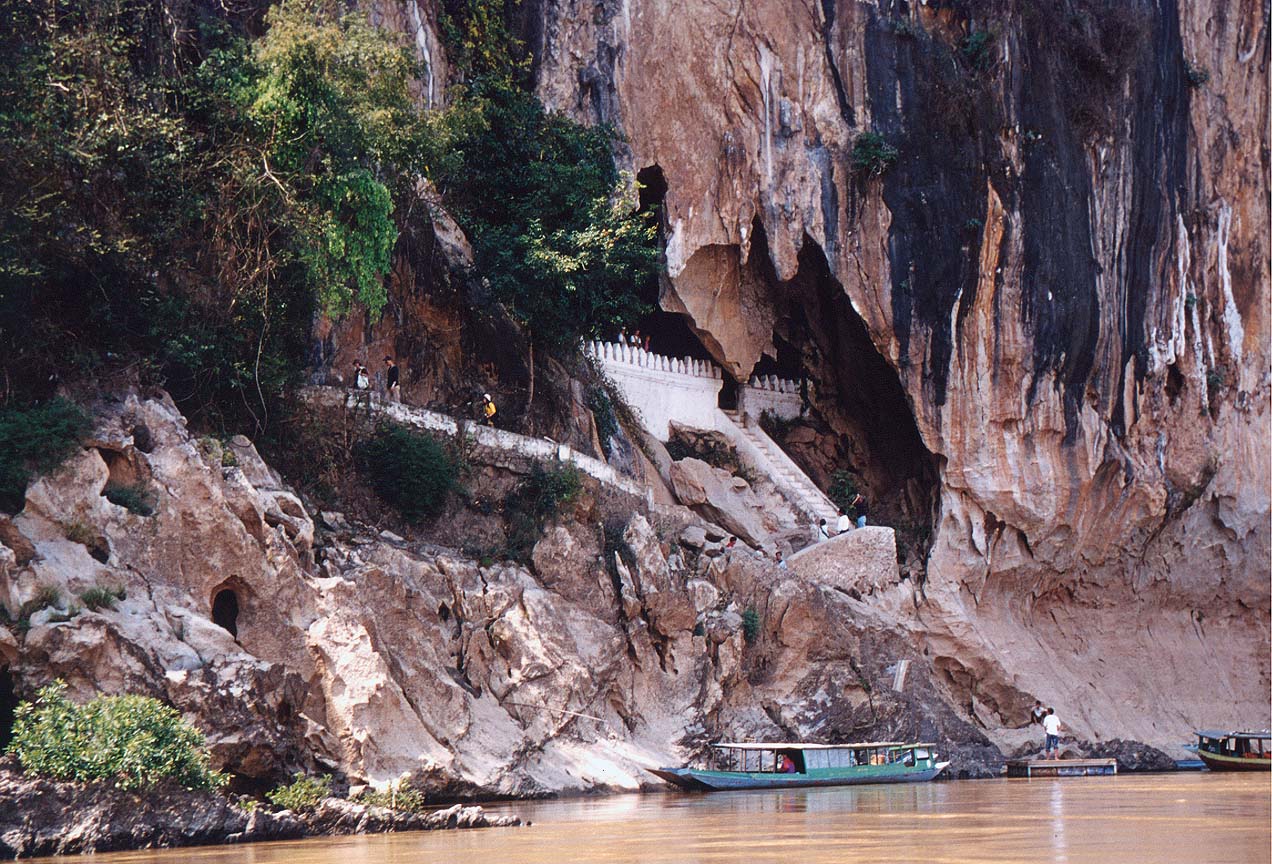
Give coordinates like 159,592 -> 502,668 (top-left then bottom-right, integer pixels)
586,341 -> 722,440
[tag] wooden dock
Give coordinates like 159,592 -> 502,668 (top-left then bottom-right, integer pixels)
1006,758 -> 1117,778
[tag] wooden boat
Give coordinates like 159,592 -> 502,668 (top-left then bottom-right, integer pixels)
1193,730 -> 1272,771
650,741 -> 950,791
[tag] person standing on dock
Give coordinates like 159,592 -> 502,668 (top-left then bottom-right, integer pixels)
1043,708 -> 1064,758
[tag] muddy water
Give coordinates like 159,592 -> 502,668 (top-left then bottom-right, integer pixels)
55,773 -> 1270,864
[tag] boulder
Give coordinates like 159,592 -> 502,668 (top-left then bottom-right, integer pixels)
786,527 -> 899,596
668,458 -> 768,548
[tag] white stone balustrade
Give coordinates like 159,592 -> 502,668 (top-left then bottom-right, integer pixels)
587,341 -> 724,440
739,373 -> 804,422
587,341 -> 722,380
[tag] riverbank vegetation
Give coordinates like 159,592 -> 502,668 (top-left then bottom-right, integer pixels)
7,681 -> 226,791
0,0 -> 656,434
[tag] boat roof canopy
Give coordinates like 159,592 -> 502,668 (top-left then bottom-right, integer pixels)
711,741 -> 935,751
1195,730 -> 1272,740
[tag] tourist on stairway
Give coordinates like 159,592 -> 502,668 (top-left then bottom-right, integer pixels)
836,509 -> 853,535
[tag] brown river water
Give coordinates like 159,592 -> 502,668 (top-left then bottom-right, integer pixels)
47,773 -> 1271,864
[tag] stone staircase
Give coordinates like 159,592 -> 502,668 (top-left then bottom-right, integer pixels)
719,409 -> 840,527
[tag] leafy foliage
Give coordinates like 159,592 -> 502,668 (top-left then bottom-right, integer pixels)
104,483 -> 157,517
504,463 -> 582,560
0,1 -> 426,421
356,423 -> 458,522
828,470 -> 859,515
426,4 -> 657,352
741,607 -> 761,645
361,781 -> 428,812
79,585 -> 126,612
8,681 -> 227,791
960,29 -> 996,72
267,773 -> 332,812
0,399 -> 89,512
850,132 -> 899,176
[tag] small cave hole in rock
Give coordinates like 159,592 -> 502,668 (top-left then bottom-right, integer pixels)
1165,362 -> 1185,405
0,667 -> 16,749
212,588 -> 240,638
438,603 -> 451,623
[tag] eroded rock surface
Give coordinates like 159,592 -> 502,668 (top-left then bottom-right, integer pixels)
2,390 -> 1023,794
523,0 -> 1270,752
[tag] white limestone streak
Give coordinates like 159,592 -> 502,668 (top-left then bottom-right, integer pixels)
1216,202 -> 1245,363
758,44 -> 775,187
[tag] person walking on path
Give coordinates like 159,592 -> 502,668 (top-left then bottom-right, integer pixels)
816,519 -> 830,541
852,493 -> 869,528
353,361 -> 371,411
836,508 -> 852,535
1042,708 -> 1064,759
384,356 -> 400,403
481,393 -> 497,426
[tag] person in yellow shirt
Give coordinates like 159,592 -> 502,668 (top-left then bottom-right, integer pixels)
482,393 -> 497,426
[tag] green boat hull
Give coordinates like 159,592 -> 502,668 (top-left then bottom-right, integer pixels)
650,761 -> 949,791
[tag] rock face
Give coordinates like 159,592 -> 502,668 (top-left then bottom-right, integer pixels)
523,0 -> 1270,751
0,390 -> 1016,793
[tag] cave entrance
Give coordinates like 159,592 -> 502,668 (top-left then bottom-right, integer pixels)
211,587 -> 240,639
757,226 -> 939,535
0,667 -> 16,749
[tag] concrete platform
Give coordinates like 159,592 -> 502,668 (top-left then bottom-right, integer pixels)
1006,758 -> 1117,778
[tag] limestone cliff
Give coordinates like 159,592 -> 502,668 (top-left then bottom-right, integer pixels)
0,391 -> 1000,793
521,0 -> 1270,744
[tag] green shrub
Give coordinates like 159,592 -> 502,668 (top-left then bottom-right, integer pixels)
741,607 -> 761,645
104,483 -> 156,517
267,773 -> 332,812
428,73 -> 657,351
7,681 -> 226,791
79,585 -> 125,612
960,29 -> 996,72
356,424 -> 458,522
63,521 -> 96,547
361,783 -> 427,813
0,399 -> 89,512
850,132 -> 898,176
828,470 -> 859,515
504,463 -> 582,560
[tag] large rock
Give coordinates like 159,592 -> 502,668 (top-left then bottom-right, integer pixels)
668,458 -> 770,548
786,527 -> 899,597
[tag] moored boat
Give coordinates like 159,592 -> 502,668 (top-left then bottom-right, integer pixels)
650,741 -> 950,791
1193,730 -> 1272,771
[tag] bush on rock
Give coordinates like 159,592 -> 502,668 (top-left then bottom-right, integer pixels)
7,681 -> 226,791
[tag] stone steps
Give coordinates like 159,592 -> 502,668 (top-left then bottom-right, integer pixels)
720,410 -> 839,524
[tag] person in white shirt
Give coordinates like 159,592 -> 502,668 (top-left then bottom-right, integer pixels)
816,519 -> 830,541
835,509 -> 852,534
1042,709 -> 1064,758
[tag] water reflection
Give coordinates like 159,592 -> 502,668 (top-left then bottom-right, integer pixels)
45,773 -> 1271,864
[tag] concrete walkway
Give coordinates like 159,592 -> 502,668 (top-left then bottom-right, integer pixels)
299,386 -> 651,502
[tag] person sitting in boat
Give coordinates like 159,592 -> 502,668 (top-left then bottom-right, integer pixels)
778,754 -> 798,773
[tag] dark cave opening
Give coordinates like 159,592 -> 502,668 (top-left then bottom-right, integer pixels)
0,667 -> 15,750
212,587 -> 240,639
764,231 -> 939,531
